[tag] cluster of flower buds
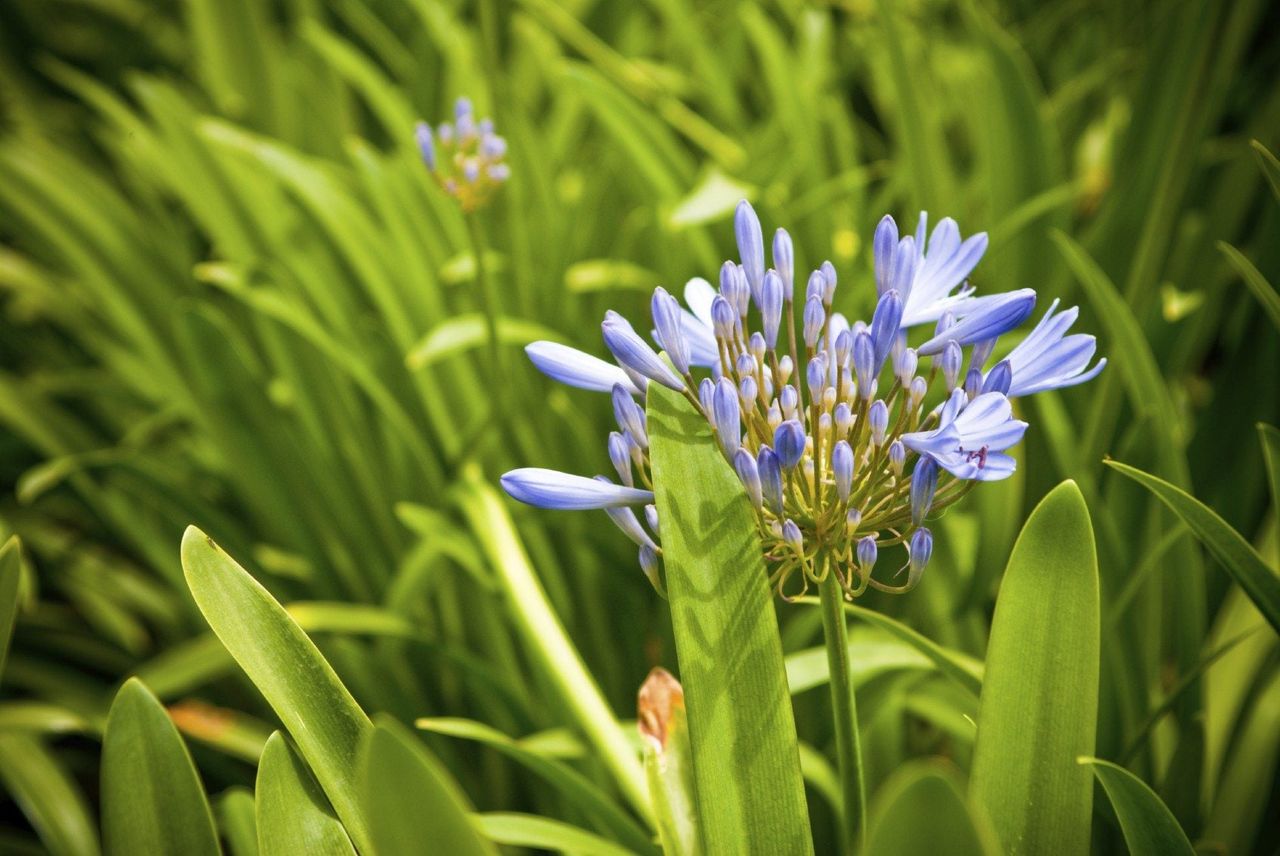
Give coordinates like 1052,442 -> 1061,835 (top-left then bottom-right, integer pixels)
502,202 -> 1105,599
415,97 -> 509,212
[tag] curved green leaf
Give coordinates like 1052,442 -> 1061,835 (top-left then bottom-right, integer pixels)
416,717 -> 655,853
256,732 -> 355,856
474,813 -> 637,856
866,763 -> 999,856
1080,758 -> 1194,856
969,481 -> 1099,856
784,627 -> 933,695
405,314 -> 566,370
360,716 -> 497,856
646,384 -> 813,855
180,527 -> 372,852
1105,460 -> 1280,635
0,733 -> 100,856
1219,242 -> 1280,332
100,678 -> 219,856
216,787 -> 258,856
0,536 -> 25,679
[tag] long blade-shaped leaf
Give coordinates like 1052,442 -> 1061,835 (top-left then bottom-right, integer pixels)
1105,460 -> 1280,635
0,536 -> 25,679
359,716 -> 497,856
866,763 -> 999,856
969,481 -> 1099,855
646,384 -> 813,855
256,732 -> 356,856
1081,758 -> 1195,856
474,813 -> 637,856
180,527 -> 372,852
100,678 -> 220,856
0,733 -> 100,856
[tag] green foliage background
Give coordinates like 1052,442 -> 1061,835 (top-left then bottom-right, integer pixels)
0,0 -> 1277,853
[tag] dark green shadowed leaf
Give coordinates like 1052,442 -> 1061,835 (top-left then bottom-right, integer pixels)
256,732 -> 355,856
180,527 -> 372,852
359,716 -> 497,856
646,384 -> 813,855
864,763 -> 999,856
969,481 -> 1099,856
216,787 -> 258,856
1081,758 -> 1195,856
0,536 -> 25,679
100,678 -> 220,856
1105,461 -> 1280,635
1218,242 -> 1280,333
0,734 -> 100,856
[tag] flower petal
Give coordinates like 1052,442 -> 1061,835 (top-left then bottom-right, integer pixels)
525,341 -> 641,394
501,468 -> 654,510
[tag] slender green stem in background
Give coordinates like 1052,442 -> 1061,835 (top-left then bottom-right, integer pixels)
819,558 -> 866,854
465,213 -> 503,387
455,469 -> 653,824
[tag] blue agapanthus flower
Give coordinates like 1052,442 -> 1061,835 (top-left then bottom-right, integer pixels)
415,97 -> 509,212
501,201 -> 1105,599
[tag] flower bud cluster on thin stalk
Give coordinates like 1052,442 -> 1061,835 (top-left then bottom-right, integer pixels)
501,201 -> 1106,600
415,97 -> 510,213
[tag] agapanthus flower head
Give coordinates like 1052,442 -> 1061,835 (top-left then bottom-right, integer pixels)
502,201 -> 1105,600
415,97 -> 509,212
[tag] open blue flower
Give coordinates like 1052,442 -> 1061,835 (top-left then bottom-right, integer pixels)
993,299 -> 1107,396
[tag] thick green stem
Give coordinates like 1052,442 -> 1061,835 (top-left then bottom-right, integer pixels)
819,560 -> 866,853
456,469 -> 653,823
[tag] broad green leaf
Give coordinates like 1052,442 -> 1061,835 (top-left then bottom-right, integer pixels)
416,717 -> 655,854
0,733 -> 100,856
0,536 -> 24,679
100,678 -> 219,856
180,527 -> 372,852
474,813 -> 637,856
1080,758 -> 1194,856
1105,460 -> 1280,635
970,481 -> 1099,856
256,732 -> 355,856
865,763 -> 999,856
360,716 -> 497,856
1218,242 -> 1280,332
216,787 -> 258,856
404,314 -> 566,370
646,384 -> 813,855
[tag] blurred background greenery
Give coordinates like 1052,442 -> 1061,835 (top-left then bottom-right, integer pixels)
0,0 -> 1277,852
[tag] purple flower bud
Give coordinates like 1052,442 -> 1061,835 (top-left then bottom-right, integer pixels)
735,200 -> 765,302
820,261 -> 838,303
806,357 -> 826,398
735,352 -> 756,378
970,338 -> 997,372
645,504 -> 660,536
983,359 -> 1012,396
935,311 -> 956,338
874,215 -> 899,296
463,160 -> 480,183
782,519 -> 804,554
963,367 -> 983,399
869,290 -> 904,374
780,385 -> 799,417
639,544 -> 661,588
698,377 -> 715,419
852,331 -> 876,400
749,332 -> 766,361
834,402 -> 853,437
739,375 -> 758,406
805,270 -> 824,304
773,228 -> 794,296
895,347 -> 918,387
481,134 -> 507,159
803,295 -> 825,349
845,507 -> 862,535
501,468 -> 653,510
856,536 -> 878,573
909,376 -> 928,409
869,399 -> 889,445
713,378 -> 741,454
651,287 -> 690,375
604,500 -> 658,550
612,384 -> 647,448
778,355 -> 794,384
889,440 -> 906,476
941,340 -> 963,391
487,163 -> 510,182
761,270 -> 785,348
758,447 -> 784,513
774,419 -> 807,470
711,295 -> 736,339
455,96 -> 474,123
908,526 -> 933,588
832,440 -> 854,501
734,448 -> 763,509
602,312 -> 684,390
910,456 -> 938,526
415,122 -> 436,171
437,122 -> 454,145
608,431 -> 633,486
835,329 -> 853,369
